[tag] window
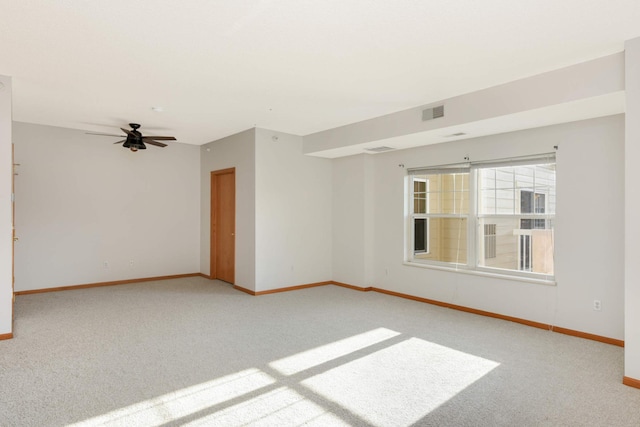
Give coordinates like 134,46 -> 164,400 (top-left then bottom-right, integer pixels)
410,170 -> 469,266
478,163 -> 555,276
408,156 -> 555,280
413,179 -> 428,253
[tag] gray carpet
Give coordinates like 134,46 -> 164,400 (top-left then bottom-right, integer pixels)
1,277 -> 639,426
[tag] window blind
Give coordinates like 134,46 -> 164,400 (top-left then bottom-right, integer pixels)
408,153 -> 555,175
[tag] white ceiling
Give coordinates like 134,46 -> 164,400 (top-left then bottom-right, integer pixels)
1,0 -> 640,145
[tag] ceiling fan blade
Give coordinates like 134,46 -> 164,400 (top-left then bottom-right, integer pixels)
121,127 -> 135,137
86,132 -> 126,137
113,140 -> 126,144
144,140 -> 168,147
142,136 -> 176,141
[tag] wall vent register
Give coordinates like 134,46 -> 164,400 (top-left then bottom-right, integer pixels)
422,105 -> 444,121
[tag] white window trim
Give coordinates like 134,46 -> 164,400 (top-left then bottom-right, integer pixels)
406,154 -> 556,283
402,260 -> 557,286
412,178 -> 430,255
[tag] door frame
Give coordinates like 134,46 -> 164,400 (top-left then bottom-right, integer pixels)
210,167 -> 236,282
11,144 -> 16,328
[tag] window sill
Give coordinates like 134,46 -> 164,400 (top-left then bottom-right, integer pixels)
402,261 -> 557,286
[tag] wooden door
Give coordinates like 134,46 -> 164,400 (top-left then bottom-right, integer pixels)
210,168 -> 235,283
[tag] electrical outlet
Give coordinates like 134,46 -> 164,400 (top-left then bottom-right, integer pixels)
103,261 -> 109,269
129,260 -> 135,268
593,299 -> 602,311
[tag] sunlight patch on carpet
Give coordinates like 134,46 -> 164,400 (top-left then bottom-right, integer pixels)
69,333 -> 499,426
69,369 -> 276,427
182,387 -> 348,427
269,327 -> 401,375
301,337 -> 500,426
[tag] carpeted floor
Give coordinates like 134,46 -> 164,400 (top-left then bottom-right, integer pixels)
1,277 -> 639,426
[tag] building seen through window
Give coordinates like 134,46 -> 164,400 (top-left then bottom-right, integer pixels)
409,159 -> 555,278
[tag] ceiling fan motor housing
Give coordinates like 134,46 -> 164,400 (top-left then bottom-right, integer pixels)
123,124 -> 146,150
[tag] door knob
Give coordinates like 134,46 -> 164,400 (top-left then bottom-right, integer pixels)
13,237 -> 19,242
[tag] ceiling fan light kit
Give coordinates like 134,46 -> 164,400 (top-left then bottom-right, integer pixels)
86,123 -> 176,152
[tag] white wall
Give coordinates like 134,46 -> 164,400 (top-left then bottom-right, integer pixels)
624,38 -> 640,381
332,115 -> 625,340
332,154 -> 375,287
200,129 -> 256,290
0,75 -> 12,336
254,128 -> 332,291
304,53 -> 624,156
12,123 -> 201,291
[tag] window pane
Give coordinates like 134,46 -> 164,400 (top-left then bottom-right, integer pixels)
478,189 -> 496,214
534,164 -> 556,215
413,217 -> 467,264
495,169 -> 515,190
481,169 -> 496,189
478,163 -> 555,216
515,165 -> 535,190
520,190 -> 531,213
495,189 -> 515,214
425,172 -> 469,214
412,177 -> 427,214
477,217 -> 554,275
414,218 -> 428,253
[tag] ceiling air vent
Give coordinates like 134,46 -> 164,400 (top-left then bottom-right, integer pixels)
364,146 -> 395,153
422,105 -> 444,121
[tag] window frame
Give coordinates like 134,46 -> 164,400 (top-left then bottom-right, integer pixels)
408,168 -> 471,269
412,178 -> 429,255
407,156 -> 555,282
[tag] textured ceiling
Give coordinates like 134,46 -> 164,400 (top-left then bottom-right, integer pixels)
1,0 -> 640,145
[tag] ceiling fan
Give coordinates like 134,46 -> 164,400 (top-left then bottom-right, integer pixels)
87,123 -> 177,152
